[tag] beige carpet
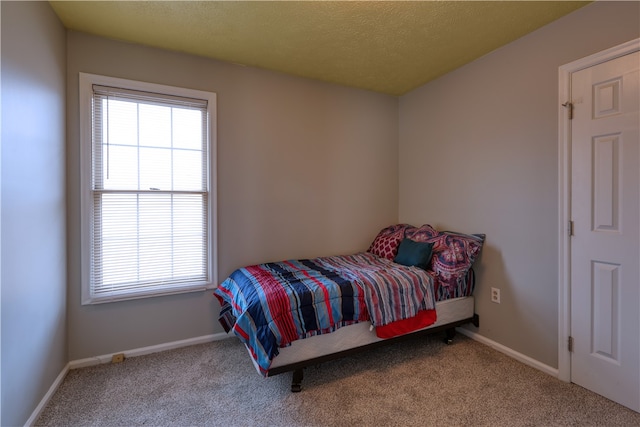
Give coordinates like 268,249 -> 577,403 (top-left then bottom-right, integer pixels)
36,334 -> 640,426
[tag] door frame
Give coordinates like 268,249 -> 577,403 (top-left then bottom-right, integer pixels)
558,38 -> 640,383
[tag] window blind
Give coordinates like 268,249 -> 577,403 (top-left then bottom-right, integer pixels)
89,84 -> 210,301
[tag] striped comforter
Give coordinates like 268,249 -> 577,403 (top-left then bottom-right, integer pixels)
214,252 -> 436,375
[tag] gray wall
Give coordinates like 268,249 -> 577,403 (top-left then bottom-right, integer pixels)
66,32 -> 399,360
1,2 -> 68,426
398,1 -> 640,368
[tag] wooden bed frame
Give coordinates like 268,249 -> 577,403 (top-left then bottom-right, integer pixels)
267,313 -> 480,392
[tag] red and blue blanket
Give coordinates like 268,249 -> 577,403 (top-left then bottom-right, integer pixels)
214,252 -> 436,375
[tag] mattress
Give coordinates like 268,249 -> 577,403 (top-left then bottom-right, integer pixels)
258,295 -> 474,372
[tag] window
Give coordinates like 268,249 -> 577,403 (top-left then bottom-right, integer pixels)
79,73 -> 216,304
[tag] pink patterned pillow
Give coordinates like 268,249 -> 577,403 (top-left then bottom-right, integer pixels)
405,224 -> 439,242
405,226 -> 484,291
368,224 -> 416,260
429,232 -> 485,290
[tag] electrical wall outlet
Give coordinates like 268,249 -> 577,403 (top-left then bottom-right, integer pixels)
111,353 -> 125,364
491,287 -> 501,304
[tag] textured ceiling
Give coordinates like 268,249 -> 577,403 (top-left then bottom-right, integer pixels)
49,1 -> 590,96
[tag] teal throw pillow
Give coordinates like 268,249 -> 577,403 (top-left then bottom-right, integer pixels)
394,238 -> 434,271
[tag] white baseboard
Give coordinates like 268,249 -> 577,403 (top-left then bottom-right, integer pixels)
26,332 -> 230,426
456,327 -> 559,378
68,332 -> 229,369
24,363 -> 70,427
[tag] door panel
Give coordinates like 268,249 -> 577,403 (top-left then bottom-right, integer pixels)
570,51 -> 639,412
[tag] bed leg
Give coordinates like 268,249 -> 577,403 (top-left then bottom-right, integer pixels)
472,313 -> 480,328
291,369 -> 304,393
444,328 -> 456,345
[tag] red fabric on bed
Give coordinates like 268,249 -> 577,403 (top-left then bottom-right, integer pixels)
374,309 -> 437,339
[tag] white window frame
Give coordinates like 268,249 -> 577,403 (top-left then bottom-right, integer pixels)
79,72 -> 217,304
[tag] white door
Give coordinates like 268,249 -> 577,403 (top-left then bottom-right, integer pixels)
570,50 -> 639,412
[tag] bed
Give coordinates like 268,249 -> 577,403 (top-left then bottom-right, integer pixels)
214,224 -> 484,391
